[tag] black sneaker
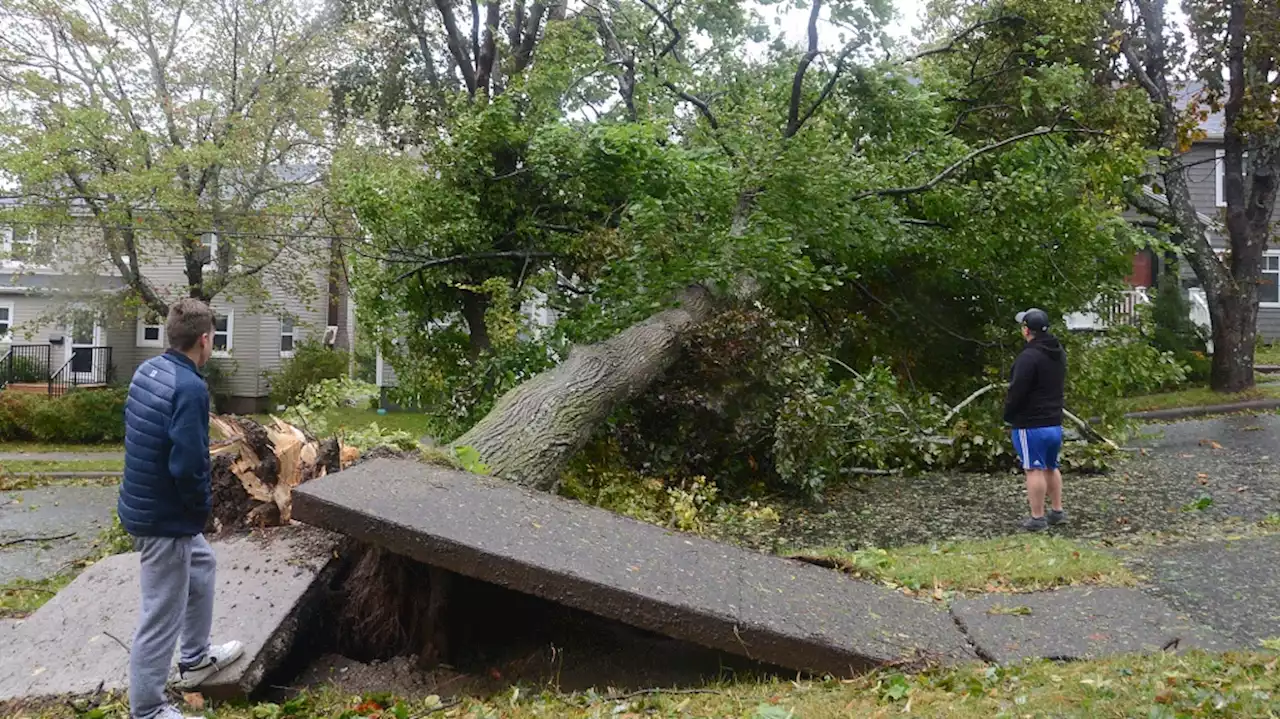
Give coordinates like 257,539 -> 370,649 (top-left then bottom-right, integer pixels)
1048,509 -> 1068,526
1021,516 -> 1048,532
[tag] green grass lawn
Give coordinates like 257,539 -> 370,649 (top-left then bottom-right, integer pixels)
785,535 -> 1135,597
1255,343 -> 1280,365
1120,384 -> 1280,413
0,458 -> 124,474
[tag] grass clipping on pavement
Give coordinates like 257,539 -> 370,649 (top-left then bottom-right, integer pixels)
787,536 -> 1136,598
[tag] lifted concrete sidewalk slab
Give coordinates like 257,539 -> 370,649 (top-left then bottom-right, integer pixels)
950,587 -> 1236,664
0,527 -> 340,705
292,459 -> 974,676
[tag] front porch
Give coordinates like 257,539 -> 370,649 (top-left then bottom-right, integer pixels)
0,344 -> 115,396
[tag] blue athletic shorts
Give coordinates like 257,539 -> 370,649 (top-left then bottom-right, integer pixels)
1012,426 -> 1063,471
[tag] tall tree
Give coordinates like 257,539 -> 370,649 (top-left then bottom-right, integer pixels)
1115,0 -> 1280,391
0,0 -> 339,317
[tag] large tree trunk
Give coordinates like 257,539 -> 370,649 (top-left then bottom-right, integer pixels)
1208,289 -> 1258,392
450,284 -> 717,491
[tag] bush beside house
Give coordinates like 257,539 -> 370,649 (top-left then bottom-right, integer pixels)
266,341 -> 349,408
0,388 -> 127,443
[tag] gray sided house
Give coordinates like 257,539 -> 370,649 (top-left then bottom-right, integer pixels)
1083,86 -> 1280,341
0,203 -> 353,413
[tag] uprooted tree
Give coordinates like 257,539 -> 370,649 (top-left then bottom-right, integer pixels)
340,0 -> 1151,491
327,0 -> 1158,657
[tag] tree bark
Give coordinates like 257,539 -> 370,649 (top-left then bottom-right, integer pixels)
451,284 -> 717,491
460,290 -> 492,357
1209,289 -> 1258,392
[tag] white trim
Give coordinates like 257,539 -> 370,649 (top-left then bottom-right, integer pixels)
202,232 -> 219,268
279,317 -> 296,358
65,315 -> 104,382
1261,252 -> 1280,308
0,302 -> 12,343
212,310 -> 234,357
136,312 -> 165,348
1215,149 -> 1249,209
1215,149 -> 1226,207
375,344 -> 384,387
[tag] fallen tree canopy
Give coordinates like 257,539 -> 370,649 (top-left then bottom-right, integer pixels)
207,415 -> 357,534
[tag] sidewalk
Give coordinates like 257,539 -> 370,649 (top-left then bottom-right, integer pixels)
0,452 -> 122,462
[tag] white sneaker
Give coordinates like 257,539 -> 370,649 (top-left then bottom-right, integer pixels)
152,705 -> 202,719
174,640 -> 244,690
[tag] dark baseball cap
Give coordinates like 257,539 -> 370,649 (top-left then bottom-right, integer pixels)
1016,308 -> 1050,332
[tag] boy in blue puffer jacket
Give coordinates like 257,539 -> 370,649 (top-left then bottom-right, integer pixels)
118,298 -> 242,719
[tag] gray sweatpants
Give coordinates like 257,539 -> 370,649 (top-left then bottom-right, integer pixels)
129,534 -> 215,719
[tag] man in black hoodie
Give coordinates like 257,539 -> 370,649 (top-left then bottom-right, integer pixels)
1004,308 -> 1067,532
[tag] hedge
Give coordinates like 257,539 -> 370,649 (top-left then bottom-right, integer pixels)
0,388 -> 127,443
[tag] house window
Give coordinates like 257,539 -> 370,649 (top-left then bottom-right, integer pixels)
201,232 -> 218,267
1260,254 -> 1280,307
0,304 -> 12,342
279,317 -> 295,357
136,310 -> 164,348
213,312 -> 233,356
1215,150 -> 1250,208
1,225 -> 36,262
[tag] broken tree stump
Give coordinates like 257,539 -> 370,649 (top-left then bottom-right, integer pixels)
207,415 -> 353,535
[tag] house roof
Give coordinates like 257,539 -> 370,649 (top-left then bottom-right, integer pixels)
0,271 -> 125,294
1176,82 -> 1225,141
1138,186 -> 1221,230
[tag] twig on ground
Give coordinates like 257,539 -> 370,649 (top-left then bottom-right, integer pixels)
0,533 -> 75,547
103,630 -> 131,654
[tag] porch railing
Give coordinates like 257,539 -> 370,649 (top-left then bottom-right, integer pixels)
1,344 -> 113,395
1,344 -> 54,388
1064,288 -> 1151,331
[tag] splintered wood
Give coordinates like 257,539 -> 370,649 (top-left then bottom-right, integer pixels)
207,415 -> 356,534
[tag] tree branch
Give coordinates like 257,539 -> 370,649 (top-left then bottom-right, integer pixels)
474,0 -> 500,95
904,15 -> 1024,63
393,251 -> 556,281
784,0 -> 822,138
515,1 -> 547,71
852,120 -> 1092,201
434,0 -> 479,94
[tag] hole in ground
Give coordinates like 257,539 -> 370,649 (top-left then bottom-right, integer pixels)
261,555 -> 788,702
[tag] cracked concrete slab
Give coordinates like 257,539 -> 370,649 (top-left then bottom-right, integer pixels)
0,527 -> 340,705
293,458 -> 975,676
950,587 -> 1236,664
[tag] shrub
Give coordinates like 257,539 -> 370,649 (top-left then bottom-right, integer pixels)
1148,256 -> 1209,382
5,355 -> 48,383
266,341 -> 349,407
0,388 -> 126,443
202,357 -> 239,414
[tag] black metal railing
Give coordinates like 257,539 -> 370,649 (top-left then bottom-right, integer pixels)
49,346 -> 114,395
2,345 -> 54,387
2,344 -> 113,395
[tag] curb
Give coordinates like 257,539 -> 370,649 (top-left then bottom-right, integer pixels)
1256,365 -> 1280,374
1125,399 -> 1280,422
1,471 -> 122,479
